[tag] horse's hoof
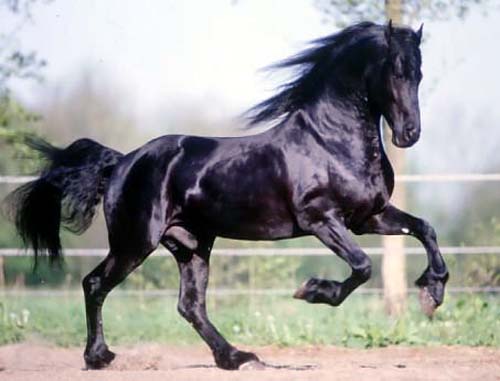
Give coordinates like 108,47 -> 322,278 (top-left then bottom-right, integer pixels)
418,286 -> 437,318
84,346 -> 116,370
293,279 -> 312,300
415,268 -> 448,317
293,278 -> 342,306
215,349 -> 260,370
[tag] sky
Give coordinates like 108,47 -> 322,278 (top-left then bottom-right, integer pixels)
5,0 -> 327,125
2,0 -> 500,176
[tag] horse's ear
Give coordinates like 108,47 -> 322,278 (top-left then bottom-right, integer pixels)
385,19 -> 394,46
416,23 -> 424,45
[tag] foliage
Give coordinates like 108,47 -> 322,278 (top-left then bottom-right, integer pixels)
0,0 -> 46,91
440,224 -> 500,288
444,159 -> 500,286
0,0 -> 48,173
0,95 -> 42,174
0,301 -> 25,343
314,0 -> 494,26
0,93 -> 43,175
0,248 -> 493,291
0,293 -> 497,347
0,0 -> 47,92
0,254 -> 303,291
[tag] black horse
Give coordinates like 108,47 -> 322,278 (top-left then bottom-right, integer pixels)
6,21 -> 448,370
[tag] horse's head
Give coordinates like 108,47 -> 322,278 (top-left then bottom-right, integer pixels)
375,21 -> 423,148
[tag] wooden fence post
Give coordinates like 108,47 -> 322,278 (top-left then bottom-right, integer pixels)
382,0 -> 407,316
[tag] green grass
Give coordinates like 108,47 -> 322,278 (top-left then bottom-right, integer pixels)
0,292 -> 498,348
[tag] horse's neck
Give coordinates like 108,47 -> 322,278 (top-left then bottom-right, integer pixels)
290,97 -> 385,158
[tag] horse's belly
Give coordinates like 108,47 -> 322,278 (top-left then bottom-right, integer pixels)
184,194 -> 298,240
216,211 -> 297,240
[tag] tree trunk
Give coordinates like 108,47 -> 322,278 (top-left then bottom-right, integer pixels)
382,0 -> 407,316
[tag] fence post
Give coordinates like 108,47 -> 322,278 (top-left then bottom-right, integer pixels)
382,0 -> 407,316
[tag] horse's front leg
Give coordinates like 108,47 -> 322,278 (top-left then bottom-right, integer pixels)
294,214 -> 372,306
353,203 -> 449,316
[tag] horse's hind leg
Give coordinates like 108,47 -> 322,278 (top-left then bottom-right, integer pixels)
163,235 -> 260,370
81,148 -> 170,369
294,215 -> 372,306
353,203 -> 449,316
82,249 -> 152,369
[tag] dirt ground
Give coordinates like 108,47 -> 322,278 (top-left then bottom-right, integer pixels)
0,342 -> 498,381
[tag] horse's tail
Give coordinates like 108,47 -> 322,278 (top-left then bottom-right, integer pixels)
4,137 -> 124,267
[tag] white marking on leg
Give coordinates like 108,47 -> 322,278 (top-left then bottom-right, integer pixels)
402,228 -> 410,234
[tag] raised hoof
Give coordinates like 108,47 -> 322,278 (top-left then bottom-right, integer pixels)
215,349 -> 260,370
84,346 -> 116,370
418,286 -> 437,318
415,269 -> 448,316
293,279 -> 312,300
293,278 -> 342,306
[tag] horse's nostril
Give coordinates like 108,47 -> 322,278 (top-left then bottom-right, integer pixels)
405,126 -> 418,140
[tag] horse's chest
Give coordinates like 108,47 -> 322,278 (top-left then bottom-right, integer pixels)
294,168 -> 390,221
335,176 -> 387,206
303,165 -> 391,219
337,172 -> 392,225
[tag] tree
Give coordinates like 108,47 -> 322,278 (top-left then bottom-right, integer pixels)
0,0 -> 46,97
315,0 -> 491,25
0,0 -> 47,286
0,0 -> 46,173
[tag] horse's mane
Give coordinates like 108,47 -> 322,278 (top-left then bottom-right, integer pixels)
245,22 -> 394,126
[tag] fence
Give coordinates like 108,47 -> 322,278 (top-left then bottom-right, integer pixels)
1,174 -> 499,295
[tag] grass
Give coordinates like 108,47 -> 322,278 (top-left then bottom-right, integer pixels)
0,292 -> 498,348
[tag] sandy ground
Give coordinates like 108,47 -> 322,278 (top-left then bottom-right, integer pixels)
0,342 -> 498,381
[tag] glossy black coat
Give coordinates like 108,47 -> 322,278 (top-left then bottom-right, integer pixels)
6,22 -> 448,370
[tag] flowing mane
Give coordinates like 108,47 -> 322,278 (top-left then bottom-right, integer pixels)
245,21 -> 416,126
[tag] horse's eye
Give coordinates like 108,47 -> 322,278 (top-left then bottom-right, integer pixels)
392,68 -> 405,80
